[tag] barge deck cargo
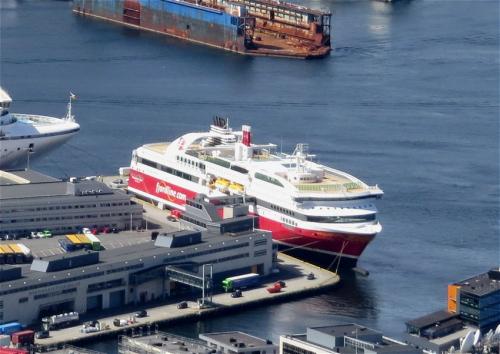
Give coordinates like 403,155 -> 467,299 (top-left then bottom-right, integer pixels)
73,0 -> 331,58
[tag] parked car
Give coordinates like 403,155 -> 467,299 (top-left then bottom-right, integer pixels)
306,272 -> 315,280
35,330 -> 49,339
111,228 -> 119,234
113,318 -> 127,327
80,325 -> 99,333
134,310 -> 147,318
177,301 -> 188,309
231,289 -> 242,298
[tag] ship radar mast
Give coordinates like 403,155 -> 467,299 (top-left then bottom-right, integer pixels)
65,92 -> 77,122
293,143 -> 316,171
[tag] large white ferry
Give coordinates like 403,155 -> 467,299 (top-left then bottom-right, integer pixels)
0,87 -> 80,168
128,118 -> 383,268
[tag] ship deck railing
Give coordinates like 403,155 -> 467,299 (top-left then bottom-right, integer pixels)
11,113 -> 61,125
295,181 -> 363,193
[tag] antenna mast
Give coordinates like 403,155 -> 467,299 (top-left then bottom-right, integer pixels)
65,92 -> 76,122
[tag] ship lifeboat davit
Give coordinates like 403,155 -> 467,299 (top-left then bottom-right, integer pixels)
214,178 -> 230,192
228,182 -> 245,194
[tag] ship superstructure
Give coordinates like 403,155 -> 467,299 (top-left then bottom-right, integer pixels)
0,88 -> 80,168
128,118 -> 383,268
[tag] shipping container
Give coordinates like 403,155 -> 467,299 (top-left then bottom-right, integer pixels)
10,330 -> 34,346
85,234 -> 101,251
222,273 -> 260,292
0,323 -> 22,336
0,348 -> 29,354
0,245 -> 31,264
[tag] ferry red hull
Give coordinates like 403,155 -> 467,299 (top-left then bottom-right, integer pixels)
128,169 -> 374,269
258,216 -> 375,269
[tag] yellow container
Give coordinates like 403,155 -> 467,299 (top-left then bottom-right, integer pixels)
67,234 -> 82,245
76,234 -> 90,244
0,245 -> 13,254
9,244 -> 22,254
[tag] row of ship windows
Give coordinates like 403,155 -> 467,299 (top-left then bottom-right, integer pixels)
269,203 -> 376,224
0,213 -> 131,224
177,155 -> 205,170
141,156 -> 284,191
270,203 -> 295,216
139,157 -> 199,183
282,217 -> 298,227
0,202 -> 130,214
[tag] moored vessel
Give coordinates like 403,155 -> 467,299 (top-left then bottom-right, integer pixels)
0,88 -> 80,169
73,0 -> 331,59
127,118 -> 383,269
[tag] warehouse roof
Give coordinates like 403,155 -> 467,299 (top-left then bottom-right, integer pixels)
406,310 -> 458,330
0,169 -> 58,185
0,228 -> 269,295
455,268 -> 500,297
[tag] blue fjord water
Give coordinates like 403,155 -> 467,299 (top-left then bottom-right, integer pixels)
0,0 -> 498,348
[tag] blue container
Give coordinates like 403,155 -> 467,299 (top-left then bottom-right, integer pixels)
0,322 -> 22,335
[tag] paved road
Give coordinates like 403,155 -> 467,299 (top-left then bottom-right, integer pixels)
35,253 -> 339,347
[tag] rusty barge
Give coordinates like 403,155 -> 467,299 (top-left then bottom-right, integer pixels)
73,0 -> 331,59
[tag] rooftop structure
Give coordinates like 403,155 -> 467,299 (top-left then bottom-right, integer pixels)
0,169 -> 143,237
118,330 -> 276,354
119,332 -> 212,354
200,331 -> 277,354
280,324 -> 422,354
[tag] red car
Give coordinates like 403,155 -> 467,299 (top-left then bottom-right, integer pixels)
267,284 -> 282,294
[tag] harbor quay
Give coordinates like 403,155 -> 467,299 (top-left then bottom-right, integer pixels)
34,253 -> 339,349
0,171 -> 340,351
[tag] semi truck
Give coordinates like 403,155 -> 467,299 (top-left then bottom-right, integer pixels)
42,312 -> 79,331
222,273 -> 260,292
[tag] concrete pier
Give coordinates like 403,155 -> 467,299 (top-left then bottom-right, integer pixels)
35,253 -> 339,348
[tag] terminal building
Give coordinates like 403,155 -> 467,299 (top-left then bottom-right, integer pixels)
280,324 -> 422,354
404,267 -> 500,353
448,267 -> 500,331
0,226 -> 273,325
0,169 -> 143,237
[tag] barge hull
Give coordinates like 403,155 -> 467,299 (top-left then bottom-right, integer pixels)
74,0 -> 247,54
73,0 -> 330,58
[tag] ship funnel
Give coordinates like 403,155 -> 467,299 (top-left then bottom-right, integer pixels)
242,125 -> 252,147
